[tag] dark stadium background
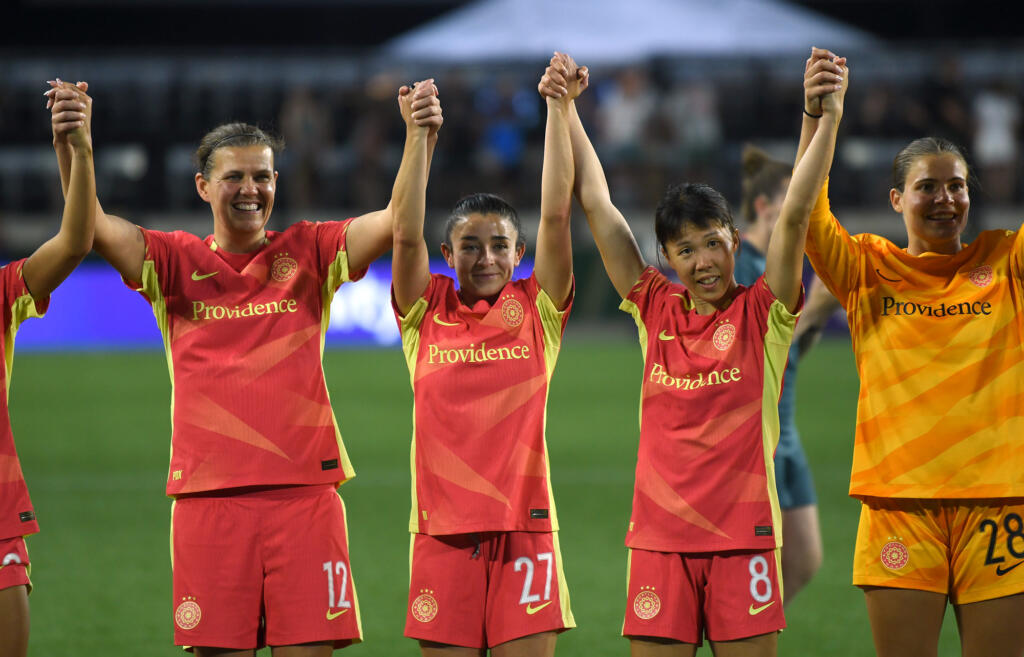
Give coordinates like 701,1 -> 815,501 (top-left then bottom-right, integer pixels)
4,0 -> 1015,46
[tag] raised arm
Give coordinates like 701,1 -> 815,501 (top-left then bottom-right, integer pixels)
22,84 -> 95,299
534,53 -> 578,310
539,60 -> 644,299
795,48 -> 846,166
392,80 -> 441,316
765,52 -> 848,312
347,82 -> 443,275
47,80 -> 145,282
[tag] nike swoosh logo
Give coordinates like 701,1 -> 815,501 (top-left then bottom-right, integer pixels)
658,330 -> 675,341
191,270 -> 220,281
326,609 -> 349,620
433,314 -> 459,327
875,268 -> 902,283
525,600 -> 553,615
748,601 -> 775,615
996,561 -> 1024,576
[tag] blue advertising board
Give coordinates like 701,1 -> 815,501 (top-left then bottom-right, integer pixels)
13,258 -> 533,351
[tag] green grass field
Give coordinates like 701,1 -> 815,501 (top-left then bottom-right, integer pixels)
12,336 -> 963,655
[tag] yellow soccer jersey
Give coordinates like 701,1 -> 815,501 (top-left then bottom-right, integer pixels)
806,181 -> 1024,498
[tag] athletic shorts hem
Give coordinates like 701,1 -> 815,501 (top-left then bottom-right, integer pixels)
405,627 -> 569,651
706,623 -> 784,643
852,578 -> 948,595
623,631 -> 701,646
488,622 -> 573,648
952,582 -> 1024,605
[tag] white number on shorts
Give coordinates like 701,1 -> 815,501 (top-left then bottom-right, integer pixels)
322,560 -> 352,609
748,556 -> 773,603
514,552 -> 553,604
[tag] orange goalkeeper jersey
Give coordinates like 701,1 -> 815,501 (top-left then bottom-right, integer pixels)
806,181 -> 1024,499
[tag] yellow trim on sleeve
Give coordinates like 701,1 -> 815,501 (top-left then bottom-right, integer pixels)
139,260 -> 178,480
4,292 -> 44,396
619,298 -> 648,431
534,289 -> 570,532
760,298 -> 799,548
320,249 -> 354,348
534,287 -> 568,376
317,251 -> 359,485
397,295 -> 429,532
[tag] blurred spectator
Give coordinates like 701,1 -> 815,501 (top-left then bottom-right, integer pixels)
279,85 -> 333,213
973,81 -> 1021,204
473,75 -> 539,202
919,56 -> 972,147
597,67 -> 656,159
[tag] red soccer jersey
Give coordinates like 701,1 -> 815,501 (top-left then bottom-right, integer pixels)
395,273 -> 571,535
620,267 -> 799,553
127,221 -> 366,495
0,259 -> 47,539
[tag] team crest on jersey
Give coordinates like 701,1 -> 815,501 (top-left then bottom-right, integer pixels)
2,552 -> 22,566
411,589 -> 439,623
712,320 -> 736,351
271,252 -> 299,282
633,586 -> 661,620
500,294 -> 525,328
174,596 -> 202,630
880,537 -> 909,570
967,265 -> 993,288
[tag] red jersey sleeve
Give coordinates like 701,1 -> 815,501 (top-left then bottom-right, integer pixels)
625,266 -> 672,317
122,228 -> 187,301
804,178 -> 862,307
2,259 -> 49,332
315,219 -> 367,292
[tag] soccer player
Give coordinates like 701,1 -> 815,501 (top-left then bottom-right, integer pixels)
539,51 -> 845,655
1,78 -> 95,657
735,145 -> 841,603
46,80 -> 441,656
390,63 -> 577,656
800,47 -> 1024,657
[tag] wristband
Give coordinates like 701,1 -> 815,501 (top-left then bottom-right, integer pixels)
803,108 -> 823,118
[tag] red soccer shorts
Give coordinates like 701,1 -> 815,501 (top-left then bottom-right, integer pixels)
0,536 -> 30,592
854,497 -> 1024,604
405,531 -> 575,648
623,547 -> 785,645
171,485 -> 361,650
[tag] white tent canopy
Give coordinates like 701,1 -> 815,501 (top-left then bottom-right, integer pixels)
384,0 -> 874,64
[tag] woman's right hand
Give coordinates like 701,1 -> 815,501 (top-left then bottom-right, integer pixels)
398,79 -> 442,136
46,79 -> 92,151
538,51 -> 589,102
803,47 -> 845,118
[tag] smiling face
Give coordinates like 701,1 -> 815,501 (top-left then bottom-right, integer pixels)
890,153 -> 970,256
661,221 -> 740,315
441,213 -> 525,306
195,145 -> 278,252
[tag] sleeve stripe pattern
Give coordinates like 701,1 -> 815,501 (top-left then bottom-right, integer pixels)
760,298 -> 799,547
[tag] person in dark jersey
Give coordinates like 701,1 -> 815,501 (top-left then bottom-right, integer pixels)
1,78 -> 95,657
390,66 -> 576,656
540,50 -> 846,655
46,79 -> 441,656
734,144 -> 841,603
